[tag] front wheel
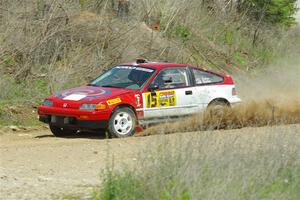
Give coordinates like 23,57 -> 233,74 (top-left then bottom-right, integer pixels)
108,107 -> 136,138
49,125 -> 77,137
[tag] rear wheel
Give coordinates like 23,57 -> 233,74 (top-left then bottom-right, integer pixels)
49,125 -> 77,137
209,100 -> 229,108
208,100 -> 230,116
108,107 -> 136,138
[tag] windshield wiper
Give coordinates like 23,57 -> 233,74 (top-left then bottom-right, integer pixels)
87,83 -> 99,87
101,85 -> 120,88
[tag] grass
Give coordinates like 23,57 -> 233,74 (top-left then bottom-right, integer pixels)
0,104 -> 42,127
52,193 -> 83,200
141,98 -> 300,136
0,75 -> 50,127
92,125 -> 300,200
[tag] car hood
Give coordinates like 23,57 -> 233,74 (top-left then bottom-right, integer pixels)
54,86 -> 134,102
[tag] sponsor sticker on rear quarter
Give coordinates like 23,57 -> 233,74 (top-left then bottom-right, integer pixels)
107,98 -> 122,106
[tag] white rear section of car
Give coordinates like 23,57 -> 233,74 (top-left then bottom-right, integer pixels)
194,84 -> 241,106
140,84 -> 241,119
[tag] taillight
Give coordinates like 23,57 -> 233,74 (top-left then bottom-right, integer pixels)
232,88 -> 237,96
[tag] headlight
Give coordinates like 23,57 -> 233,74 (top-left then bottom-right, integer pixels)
43,99 -> 53,107
80,103 -> 106,110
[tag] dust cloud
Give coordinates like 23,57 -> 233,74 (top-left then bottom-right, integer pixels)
235,58 -> 300,102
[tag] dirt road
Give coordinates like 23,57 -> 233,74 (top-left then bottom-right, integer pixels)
0,130 -> 149,199
1,125 -> 300,199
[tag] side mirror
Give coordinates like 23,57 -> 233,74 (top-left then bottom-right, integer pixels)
148,84 -> 159,92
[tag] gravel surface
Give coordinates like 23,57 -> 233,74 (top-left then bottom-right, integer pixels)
0,131 -> 147,199
1,125 -> 300,199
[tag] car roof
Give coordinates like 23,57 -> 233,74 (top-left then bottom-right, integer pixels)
119,61 -> 224,76
120,61 -> 192,70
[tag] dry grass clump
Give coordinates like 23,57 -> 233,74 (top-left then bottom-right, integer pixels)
95,125 -> 300,200
142,98 -> 300,136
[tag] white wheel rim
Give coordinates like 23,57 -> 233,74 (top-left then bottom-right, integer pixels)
113,112 -> 133,135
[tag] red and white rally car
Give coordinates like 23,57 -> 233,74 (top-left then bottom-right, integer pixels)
38,59 -> 241,137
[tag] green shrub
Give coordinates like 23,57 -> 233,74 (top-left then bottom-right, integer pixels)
233,52 -> 248,66
94,171 -> 143,200
172,25 -> 192,42
258,166 -> 300,200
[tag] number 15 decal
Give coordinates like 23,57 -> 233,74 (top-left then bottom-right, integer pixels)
144,90 -> 176,108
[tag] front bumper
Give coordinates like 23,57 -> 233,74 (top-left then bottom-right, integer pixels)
38,106 -> 111,129
39,115 -> 108,129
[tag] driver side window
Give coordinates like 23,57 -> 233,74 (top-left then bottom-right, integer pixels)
150,68 -> 189,90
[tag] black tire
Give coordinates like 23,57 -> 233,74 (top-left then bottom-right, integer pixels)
207,100 -> 230,116
207,100 -> 230,130
108,107 -> 136,138
49,125 -> 77,137
208,100 -> 230,108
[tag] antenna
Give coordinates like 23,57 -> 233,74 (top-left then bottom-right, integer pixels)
136,58 -> 148,64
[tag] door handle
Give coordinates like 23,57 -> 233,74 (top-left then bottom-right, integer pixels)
185,90 -> 193,95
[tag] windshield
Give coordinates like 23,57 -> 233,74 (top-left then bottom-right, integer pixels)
89,66 -> 155,90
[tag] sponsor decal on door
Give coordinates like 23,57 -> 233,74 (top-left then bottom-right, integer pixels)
144,90 -> 176,108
